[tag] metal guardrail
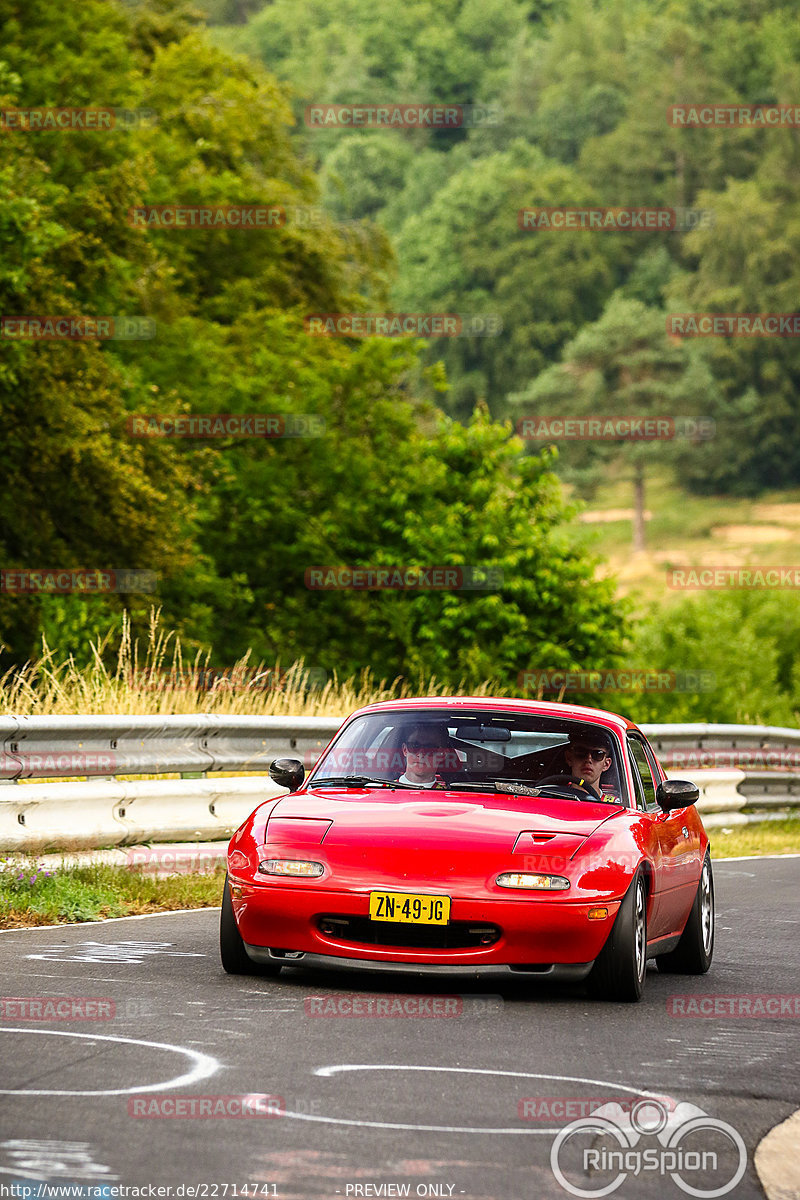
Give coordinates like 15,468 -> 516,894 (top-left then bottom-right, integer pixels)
0,717 -> 797,851
0,714 -> 339,781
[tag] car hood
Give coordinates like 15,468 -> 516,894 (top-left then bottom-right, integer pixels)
267,787 -> 616,852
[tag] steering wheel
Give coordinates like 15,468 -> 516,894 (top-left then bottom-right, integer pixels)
534,773 -> 598,801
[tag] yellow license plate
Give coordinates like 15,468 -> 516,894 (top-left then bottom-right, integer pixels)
369,891 -> 451,925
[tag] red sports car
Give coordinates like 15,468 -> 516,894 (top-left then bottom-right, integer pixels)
220,698 -> 714,1001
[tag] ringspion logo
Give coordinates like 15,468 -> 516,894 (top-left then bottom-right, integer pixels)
550,1099 -> 747,1197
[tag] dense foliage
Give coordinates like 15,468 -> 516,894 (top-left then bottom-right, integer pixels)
0,0 -> 628,685
223,0 -> 800,495
2,0 -> 799,723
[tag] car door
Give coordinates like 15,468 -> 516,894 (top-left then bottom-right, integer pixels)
628,734 -> 698,939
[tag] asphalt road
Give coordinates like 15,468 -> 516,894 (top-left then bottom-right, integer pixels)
0,856 -> 797,1200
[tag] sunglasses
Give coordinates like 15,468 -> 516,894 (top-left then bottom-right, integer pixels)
406,741 -> 444,752
570,744 -> 610,762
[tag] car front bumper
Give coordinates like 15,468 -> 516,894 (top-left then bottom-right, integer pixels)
231,879 -> 620,969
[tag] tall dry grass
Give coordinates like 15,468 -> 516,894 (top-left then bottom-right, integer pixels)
0,610 -> 501,717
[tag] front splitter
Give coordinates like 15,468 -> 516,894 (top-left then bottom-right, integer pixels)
244,944 -> 593,981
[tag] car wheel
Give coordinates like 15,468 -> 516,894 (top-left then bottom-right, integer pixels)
220,874 -> 281,977
656,853 -> 714,975
586,869 -> 647,1002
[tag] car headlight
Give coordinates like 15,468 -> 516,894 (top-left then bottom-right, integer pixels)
495,872 -> 570,891
258,859 -> 324,878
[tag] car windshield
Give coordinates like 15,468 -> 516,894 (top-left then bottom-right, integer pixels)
307,708 -> 625,804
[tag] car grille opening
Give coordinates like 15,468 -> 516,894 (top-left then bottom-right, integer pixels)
317,914 -> 501,949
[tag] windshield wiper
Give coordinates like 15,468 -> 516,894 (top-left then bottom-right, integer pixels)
308,775 -> 422,789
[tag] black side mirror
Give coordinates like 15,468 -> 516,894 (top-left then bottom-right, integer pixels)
269,758 -> 306,792
656,778 -> 700,812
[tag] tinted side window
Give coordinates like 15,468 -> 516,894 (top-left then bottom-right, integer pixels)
627,748 -> 647,811
641,738 -> 663,786
629,737 -> 658,810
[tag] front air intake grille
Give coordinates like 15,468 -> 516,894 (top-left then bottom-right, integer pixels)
316,915 -> 501,949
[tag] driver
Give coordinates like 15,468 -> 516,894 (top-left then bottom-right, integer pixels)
398,724 -> 451,787
563,729 -> 619,802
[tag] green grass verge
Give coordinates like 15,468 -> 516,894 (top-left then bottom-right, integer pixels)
2,822 -> 797,928
707,817 -> 800,860
0,858 -> 226,929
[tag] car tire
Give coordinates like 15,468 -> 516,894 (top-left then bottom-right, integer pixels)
220,874 -> 281,977
656,853 -> 714,975
586,869 -> 647,1002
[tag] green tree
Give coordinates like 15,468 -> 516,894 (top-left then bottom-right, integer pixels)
506,294 -> 718,549
392,142 -> 624,418
627,590 -> 800,726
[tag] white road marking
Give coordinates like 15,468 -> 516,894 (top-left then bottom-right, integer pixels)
713,853 -> 800,862
0,1139 -> 116,1183
0,1027 -> 220,1096
274,1065 -> 678,1134
26,941 -> 204,964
